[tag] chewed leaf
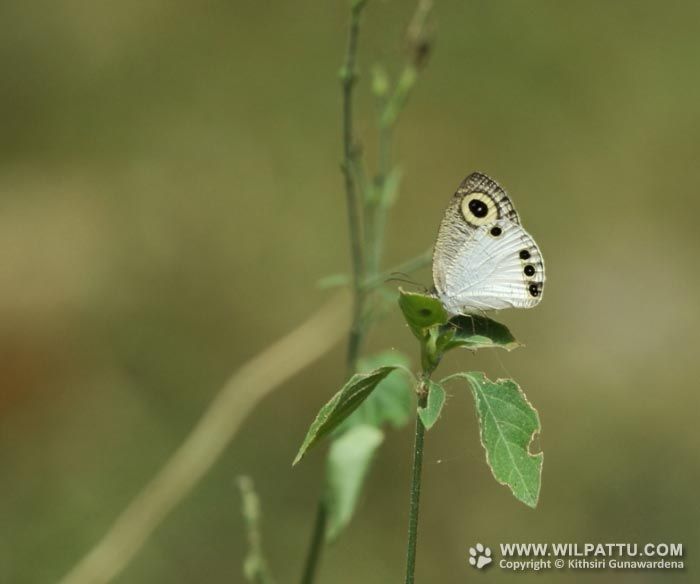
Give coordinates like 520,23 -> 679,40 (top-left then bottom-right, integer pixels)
441,314 -> 520,352
293,366 -> 398,465
449,372 -> 542,507
418,380 -> 446,430
398,290 -> 448,338
325,425 -> 384,541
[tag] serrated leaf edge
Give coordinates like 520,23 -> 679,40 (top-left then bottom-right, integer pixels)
467,371 -> 542,508
443,371 -> 542,507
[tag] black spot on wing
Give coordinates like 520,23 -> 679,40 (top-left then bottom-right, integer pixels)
457,172 -> 520,224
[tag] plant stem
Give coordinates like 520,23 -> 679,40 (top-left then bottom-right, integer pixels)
405,377 -> 429,584
238,476 -> 276,584
302,3 -> 432,583
300,500 -> 328,584
298,6 -> 370,584
367,0 -> 433,287
367,114 -> 392,279
341,0 -> 369,373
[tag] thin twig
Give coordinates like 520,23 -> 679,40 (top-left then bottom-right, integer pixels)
58,294 -> 349,584
299,500 -> 328,584
367,0 -> 433,285
298,5 -> 370,582
341,0 -> 370,374
301,2 -> 433,582
405,376 -> 429,584
238,476 -> 276,584
367,95 -> 393,278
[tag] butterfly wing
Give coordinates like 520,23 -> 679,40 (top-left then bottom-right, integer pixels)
458,171 -> 520,224
436,219 -> 544,314
432,172 -> 545,315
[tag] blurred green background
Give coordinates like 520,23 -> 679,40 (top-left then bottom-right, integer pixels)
1,1 -> 699,582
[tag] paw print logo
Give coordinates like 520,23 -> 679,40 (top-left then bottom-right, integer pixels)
468,543 -> 493,569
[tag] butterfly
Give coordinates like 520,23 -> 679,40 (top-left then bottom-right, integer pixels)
432,172 -> 545,316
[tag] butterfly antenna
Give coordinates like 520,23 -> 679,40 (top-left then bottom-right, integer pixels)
384,273 -> 424,289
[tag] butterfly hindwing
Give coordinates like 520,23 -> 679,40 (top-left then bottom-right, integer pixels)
439,220 -> 544,313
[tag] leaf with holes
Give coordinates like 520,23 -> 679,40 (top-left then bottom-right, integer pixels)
293,366 -> 398,465
398,290 -> 448,338
449,371 -> 542,507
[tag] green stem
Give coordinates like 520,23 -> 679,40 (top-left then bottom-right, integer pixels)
300,500 -> 328,584
368,64 -> 423,285
300,5 -> 370,584
405,376 -> 429,584
341,0 -> 369,373
303,3 -> 432,583
238,477 -> 276,584
368,118 -> 392,277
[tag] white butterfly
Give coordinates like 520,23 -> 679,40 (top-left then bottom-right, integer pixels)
432,172 -> 545,316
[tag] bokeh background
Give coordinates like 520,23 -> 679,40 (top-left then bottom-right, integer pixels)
2,1 -> 699,582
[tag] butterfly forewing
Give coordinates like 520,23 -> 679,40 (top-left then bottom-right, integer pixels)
457,172 -> 520,225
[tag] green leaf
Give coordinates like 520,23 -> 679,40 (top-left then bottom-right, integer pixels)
441,314 -> 520,352
398,289 -> 448,338
398,289 -> 450,372
398,292 -> 519,372
341,351 -> 413,431
418,380 -> 446,430
322,353 -> 413,541
293,366 -> 398,465
450,372 -> 542,508
325,425 -> 384,541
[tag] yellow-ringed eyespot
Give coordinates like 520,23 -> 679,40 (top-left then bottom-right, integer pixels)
460,192 -> 498,226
